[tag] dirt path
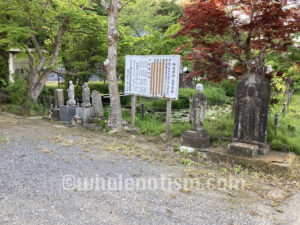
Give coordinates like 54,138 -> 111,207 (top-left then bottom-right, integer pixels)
0,112 -> 299,225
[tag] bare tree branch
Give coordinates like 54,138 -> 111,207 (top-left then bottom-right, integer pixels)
120,0 -> 131,11
34,0 -> 51,30
51,70 -> 78,76
31,34 -> 46,72
25,49 -> 35,72
81,0 -> 95,10
49,18 -> 70,67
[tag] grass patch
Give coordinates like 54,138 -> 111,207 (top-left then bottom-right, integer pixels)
122,110 -> 190,137
142,86 -> 228,111
268,94 -> 300,154
0,101 -> 44,116
204,114 -> 234,140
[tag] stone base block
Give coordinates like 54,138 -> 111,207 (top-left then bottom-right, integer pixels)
73,107 -> 93,125
181,130 -> 210,148
50,108 -> 60,120
207,147 -> 297,174
228,142 -> 258,158
59,105 -> 77,122
232,139 -> 270,155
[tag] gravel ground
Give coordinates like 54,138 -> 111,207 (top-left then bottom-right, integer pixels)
0,112 -> 298,225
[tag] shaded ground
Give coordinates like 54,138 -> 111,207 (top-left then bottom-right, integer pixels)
0,112 -> 299,225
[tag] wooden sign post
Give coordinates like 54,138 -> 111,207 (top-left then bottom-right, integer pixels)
124,55 -> 181,135
165,99 -> 172,137
131,95 -> 136,128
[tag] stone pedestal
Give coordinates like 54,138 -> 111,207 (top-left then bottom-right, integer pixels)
50,108 -> 60,120
228,142 -> 258,157
181,130 -> 210,148
228,141 -> 270,158
72,107 -> 93,125
59,105 -> 77,122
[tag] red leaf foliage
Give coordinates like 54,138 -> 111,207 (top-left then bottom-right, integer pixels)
175,0 -> 300,82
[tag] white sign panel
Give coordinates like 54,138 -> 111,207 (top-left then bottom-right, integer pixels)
125,55 -> 181,100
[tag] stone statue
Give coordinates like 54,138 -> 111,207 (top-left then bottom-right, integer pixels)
92,90 -> 104,118
54,89 -> 64,108
67,81 -> 76,106
82,82 -> 91,108
236,85 -> 262,141
190,83 -> 206,132
182,83 -> 210,148
228,73 -> 271,157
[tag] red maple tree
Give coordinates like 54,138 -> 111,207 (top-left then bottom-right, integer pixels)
175,0 -> 300,82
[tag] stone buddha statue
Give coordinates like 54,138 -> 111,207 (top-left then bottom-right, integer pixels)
67,80 -> 76,106
236,85 -> 262,141
82,82 -> 91,108
189,83 -> 207,132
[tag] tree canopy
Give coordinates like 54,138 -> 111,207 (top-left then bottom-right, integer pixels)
175,0 -> 300,81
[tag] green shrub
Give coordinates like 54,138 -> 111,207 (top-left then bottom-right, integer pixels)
204,114 -> 234,140
203,86 -> 227,105
221,80 -> 238,97
0,52 -> 9,88
267,100 -> 300,155
120,95 -> 132,105
151,99 -> 167,108
6,75 -> 28,105
171,123 -> 190,137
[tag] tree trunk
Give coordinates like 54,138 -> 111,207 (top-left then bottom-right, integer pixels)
26,19 -> 69,103
102,0 -> 124,131
28,70 -> 52,103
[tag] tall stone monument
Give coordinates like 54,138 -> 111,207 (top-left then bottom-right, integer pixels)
228,73 -> 271,157
50,89 -> 64,120
92,90 -> 104,119
54,89 -> 64,108
82,82 -> 91,108
181,84 -> 210,148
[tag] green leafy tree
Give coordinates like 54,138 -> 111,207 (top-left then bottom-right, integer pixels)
0,0 -> 94,103
119,0 -> 182,36
266,37 -> 300,96
0,50 -> 9,87
61,4 -> 108,85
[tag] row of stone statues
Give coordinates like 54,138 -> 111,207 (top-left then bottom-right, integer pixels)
54,73 -> 271,158
182,73 -> 271,158
51,81 -> 104,124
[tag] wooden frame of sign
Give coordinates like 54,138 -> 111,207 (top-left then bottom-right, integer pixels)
125,55 -> 181,137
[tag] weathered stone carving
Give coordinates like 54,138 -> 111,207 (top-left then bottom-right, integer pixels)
54,89 -> 64,108
229,73 -> 271,157
67,80 -> 76,106
190,83 -> 206,132
82,82 -> 91,108
182,84 -> 210,148
92,90 -> 104,119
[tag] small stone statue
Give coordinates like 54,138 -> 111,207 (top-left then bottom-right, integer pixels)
189,83 -> 206,132
67,80 -> 76,106
82,82 -> 91,108
181,83 -> 210,148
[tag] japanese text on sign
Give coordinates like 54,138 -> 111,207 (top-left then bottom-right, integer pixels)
125,55 -> 181,100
